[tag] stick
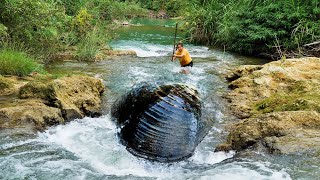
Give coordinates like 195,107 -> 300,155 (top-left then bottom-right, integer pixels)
171,23 -> 178,61
303,41 -> 320,47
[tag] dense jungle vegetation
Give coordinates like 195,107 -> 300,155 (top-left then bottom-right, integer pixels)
0,0 -> 147,75
184,0 -> 320,58
0,0 -> 319,76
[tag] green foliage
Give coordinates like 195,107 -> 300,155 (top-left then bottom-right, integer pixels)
0,0 -> 147,62
88,0 -> 147,20
72,8 -> 94,37
185,0 -> 320,57
0,0 -> 68,57
0,49 -> 45,76
76,28 -> 107,61
0,23 -> 8,41
126,0 -> 194,17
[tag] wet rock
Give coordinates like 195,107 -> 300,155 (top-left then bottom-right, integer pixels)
226,65 -> 262,82
99,48 -> 136,56
112,83 -> 207,162
224,57 -> 320,119
216,111 -> 320,154
0,99 -> 63,131
218,57 -> 320,155
52,46 -> 137,61
0,75 -> 104,132
0,76 -> 27,96
19,75 -> 104,120
95,48 -> 137,61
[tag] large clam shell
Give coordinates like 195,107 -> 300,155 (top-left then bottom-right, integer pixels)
112,83 -> 203,162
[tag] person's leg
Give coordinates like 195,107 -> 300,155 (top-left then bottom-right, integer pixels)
180,66 -> 191,74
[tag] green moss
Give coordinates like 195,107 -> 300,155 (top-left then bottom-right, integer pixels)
19,81 -> 56,101
0,76 -> 12,91
255,83 -> 320,113
254,87 -> 320,113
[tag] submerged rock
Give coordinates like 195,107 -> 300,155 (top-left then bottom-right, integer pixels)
112,83 -> 205,162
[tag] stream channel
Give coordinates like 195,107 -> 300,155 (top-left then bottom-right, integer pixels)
1,18 -> 318,179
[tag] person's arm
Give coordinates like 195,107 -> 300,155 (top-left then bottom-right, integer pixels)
174,54 -> 185,58
174,49 -> 186,58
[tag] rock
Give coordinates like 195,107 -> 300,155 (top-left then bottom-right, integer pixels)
0,75 -> 105,132
19,75 -> 104,120
0,99 -> 63,131
216,111 -> 320,154
226,65 -> 262,82
224,57 -> 320,119
111,83 -> 207,162
0,76 -> 27,96
218,57 -> 320,155
100,49 -> 137,56
95,48 -> 137,61
51,51 -> 76,61
51,46 -> 137,61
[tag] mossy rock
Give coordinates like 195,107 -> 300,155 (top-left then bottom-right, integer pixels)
0,99 -> 64,131
19,81 -> 56,102
19,75 -> 104,120
0,76 -> 13,92
220,57 -> 320,155
216,111 -> 320,154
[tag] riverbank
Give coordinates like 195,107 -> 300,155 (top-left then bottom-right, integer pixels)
216,57 -> 320,155
52,47 -> 137,61
0,74 -> 104,132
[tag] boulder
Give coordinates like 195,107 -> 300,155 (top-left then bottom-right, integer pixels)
225,65 -> 262,82
0,99 -> 63,131
216,111 -> 320,154
218,57 -> 320,154
19,75 -> 104,120
0,75 -> 105,131
0,76 -> 27,96
224,57 -> 320,119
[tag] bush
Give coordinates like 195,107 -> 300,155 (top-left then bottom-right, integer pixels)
185,0 -> 320,58
0,23 -> 8,41
0,0 -> 147,62
76,32 -> 100,61
127,0 -> 193,17
0,49 -> 45,76
0,0 -> 68,56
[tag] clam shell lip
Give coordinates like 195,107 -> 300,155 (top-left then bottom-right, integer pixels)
112,83 -> 202,162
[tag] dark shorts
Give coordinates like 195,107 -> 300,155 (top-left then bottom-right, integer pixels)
181,61 -> 193,67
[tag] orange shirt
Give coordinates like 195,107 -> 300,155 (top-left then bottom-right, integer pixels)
175,48 -> 192,66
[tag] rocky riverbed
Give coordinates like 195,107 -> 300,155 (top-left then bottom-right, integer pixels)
0,75 -> 104,132
216,57 -> 320,155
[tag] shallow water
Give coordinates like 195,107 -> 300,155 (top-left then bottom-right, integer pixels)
1,18 -> 318,179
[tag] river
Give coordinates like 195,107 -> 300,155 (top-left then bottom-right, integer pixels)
1,18 -> 318,179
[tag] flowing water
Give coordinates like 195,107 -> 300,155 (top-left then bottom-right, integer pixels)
1,18 -> 319,179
